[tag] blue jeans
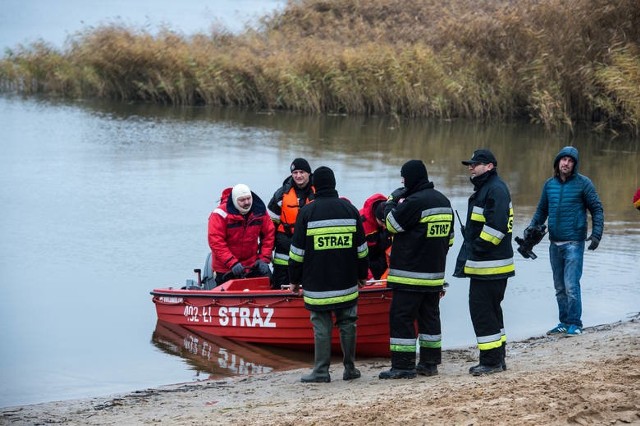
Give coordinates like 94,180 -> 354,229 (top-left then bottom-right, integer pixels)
549,241 -> 584,327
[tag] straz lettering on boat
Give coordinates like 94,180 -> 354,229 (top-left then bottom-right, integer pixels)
218,306 -> 276,328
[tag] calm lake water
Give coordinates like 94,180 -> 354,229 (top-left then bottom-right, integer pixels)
0,96 -> 639,408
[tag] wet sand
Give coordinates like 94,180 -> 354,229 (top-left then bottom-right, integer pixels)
2,315 -> 639,425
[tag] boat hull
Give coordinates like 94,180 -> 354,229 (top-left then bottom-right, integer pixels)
151,277 -> 391,357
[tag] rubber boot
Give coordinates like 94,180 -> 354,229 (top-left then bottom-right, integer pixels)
379,351 -> 416,379
469,347 -> 503,376
301,319 -> 332,383
501,343 -> 507,371
379,368 -> 417,379
416,363 -> 438,376
301,338 -> 331,383
417,346 -> 440,376
340,328 -> 360,380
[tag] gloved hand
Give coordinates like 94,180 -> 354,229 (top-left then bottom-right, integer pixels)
587,235 -> 600,250
387,187 -> 406,203
253,260 -> 270,275
231,262 -> 245,277
523,226 -> 534,240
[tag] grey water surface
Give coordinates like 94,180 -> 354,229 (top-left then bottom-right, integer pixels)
1,96 -> 638,407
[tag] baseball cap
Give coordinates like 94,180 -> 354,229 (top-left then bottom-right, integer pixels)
461,149 -> 497,166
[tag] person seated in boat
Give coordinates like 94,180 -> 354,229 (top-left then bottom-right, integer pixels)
267,158 -> 315,289
359,193 -> 392,281
208,184 -> 275,286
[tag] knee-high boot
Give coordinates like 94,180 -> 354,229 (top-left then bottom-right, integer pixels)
340,328 -> 360,380
301,334 -> 332,383
501,342 -> 507,370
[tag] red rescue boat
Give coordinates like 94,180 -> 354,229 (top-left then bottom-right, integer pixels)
151,276 -> 392,357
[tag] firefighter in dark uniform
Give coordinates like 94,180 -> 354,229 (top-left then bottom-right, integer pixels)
268,158 -> 315,289
289,166 -> 369,383
378,160 -> 454,379
454,149 -> 515,376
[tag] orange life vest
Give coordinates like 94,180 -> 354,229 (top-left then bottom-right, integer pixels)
276,186 -> 314,234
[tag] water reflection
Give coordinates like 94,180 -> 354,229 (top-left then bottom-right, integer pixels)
79,99 -> 640,225
151,321 -> 310,379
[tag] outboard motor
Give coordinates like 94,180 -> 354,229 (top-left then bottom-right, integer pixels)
200,252 -> 217,290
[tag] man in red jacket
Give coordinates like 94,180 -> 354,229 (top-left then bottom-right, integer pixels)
208,184 -> 275,286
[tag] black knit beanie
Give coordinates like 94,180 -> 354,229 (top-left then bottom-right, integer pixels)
401,159 -> 428,189
312,166 -> 336,192
374,202 -> 385,221
290,158 -> 312,174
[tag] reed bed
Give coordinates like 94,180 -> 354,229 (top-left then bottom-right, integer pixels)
1,0 -> 639,134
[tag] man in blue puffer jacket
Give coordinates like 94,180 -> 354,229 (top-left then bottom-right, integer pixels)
528,146 -> 604,336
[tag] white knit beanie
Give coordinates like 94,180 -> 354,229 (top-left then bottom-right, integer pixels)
231,184 -> 252,214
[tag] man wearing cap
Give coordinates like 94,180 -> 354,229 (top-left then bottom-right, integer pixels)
289,166 -> 369,383
268,158 -> 315,289
528,146 -> 603,337
359,193 -> 392,280
208,184 -> 275,286
378,160 -> 454,379
454,149 -> 514,376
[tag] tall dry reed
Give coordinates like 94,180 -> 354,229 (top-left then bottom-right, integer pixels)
1,0 -> 638,134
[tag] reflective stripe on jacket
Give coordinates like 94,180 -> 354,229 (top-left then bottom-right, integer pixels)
385,181 -> 454,291
288,195 -> 368,312
459,170 -> 515,280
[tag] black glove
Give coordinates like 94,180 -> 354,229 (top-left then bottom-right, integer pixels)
387,187 -> 406,203
523,226 -> 534,240
253,260 -> 270,275
587,235 -> 600,251
231,262 -> 245,277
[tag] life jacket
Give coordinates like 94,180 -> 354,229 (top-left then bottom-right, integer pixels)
277,184 -> 315,235
359,193 -> 391,280
360,193 -> 387,239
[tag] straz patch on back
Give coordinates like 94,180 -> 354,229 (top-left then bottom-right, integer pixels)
314,233 -> 353,250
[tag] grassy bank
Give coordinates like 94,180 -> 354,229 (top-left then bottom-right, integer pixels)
1,0 -> 639,134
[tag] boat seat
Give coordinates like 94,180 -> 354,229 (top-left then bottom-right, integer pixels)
221,276 -> 273,292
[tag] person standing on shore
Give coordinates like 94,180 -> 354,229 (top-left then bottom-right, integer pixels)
268,158 -> 315,289
288,166 -> 369,383
454,149 -> 514,376
528,146 -> 604,336
378,160 -> 454,380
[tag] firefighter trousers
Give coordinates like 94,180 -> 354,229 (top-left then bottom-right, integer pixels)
389,289 -> 442,370
469,278 -> 507,366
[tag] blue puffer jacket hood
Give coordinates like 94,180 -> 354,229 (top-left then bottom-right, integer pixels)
554,146 -> 579,175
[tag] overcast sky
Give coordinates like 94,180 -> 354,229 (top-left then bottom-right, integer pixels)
0,0 -> 286,49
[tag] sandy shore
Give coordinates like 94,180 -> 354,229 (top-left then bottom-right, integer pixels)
2,315 -> 639,425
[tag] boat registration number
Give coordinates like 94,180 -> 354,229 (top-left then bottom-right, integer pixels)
183,305 -> 276,328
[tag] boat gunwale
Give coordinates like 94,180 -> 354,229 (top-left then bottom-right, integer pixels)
150,286 -> 391,300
